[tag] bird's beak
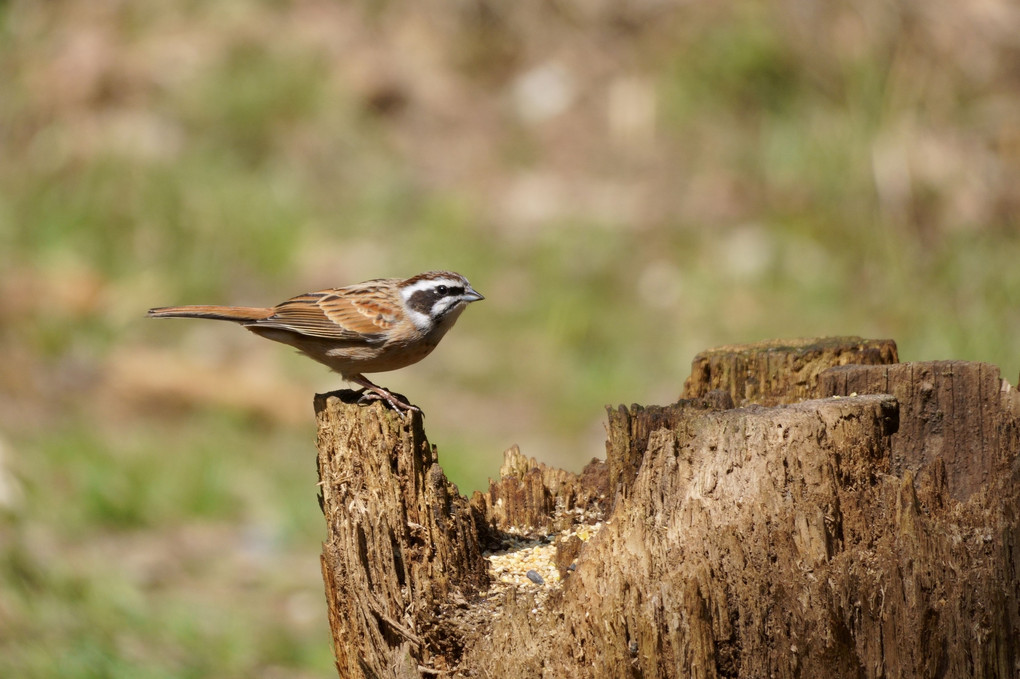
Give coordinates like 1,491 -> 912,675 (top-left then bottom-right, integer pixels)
463,285 -> 484,303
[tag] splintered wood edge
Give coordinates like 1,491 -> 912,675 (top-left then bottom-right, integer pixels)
314,372 -> 1018,676
473,395 -> 899,603
461,393 -> 929,675
690,336 -> 897,357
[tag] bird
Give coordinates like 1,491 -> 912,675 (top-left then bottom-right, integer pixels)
147,270 -> 484,414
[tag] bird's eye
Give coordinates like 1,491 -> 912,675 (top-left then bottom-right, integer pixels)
436,285 -> 448,294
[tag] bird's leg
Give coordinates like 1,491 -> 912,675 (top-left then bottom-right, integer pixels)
348,374 -> 422,416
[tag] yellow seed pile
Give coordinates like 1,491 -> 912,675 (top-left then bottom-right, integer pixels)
487,537 -> 560,587
483,522 -> 604,595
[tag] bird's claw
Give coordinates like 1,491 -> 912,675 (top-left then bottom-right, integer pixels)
356,388 -> 422,418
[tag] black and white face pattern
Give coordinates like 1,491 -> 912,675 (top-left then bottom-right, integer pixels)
399,272 -> 484,331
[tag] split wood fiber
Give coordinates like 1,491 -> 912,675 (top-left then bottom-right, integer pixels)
316,338 -> 1020,678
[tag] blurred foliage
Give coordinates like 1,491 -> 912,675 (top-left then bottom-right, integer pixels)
1,0 -> 1018,676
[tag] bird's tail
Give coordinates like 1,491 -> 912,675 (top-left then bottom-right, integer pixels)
146,305 -> 273,322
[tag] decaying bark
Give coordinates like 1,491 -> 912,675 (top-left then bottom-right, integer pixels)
682,336 -> 899,406
316,338 -> 1020,678
604,391 -> 734,507
468,444 -> 609,536
315,391 -> 488,677
819,360 -> 1019,502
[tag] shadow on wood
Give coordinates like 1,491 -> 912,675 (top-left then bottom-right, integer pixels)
316,338 -> 1020,678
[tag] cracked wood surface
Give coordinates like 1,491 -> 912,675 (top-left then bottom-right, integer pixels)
316,338 -> 1020,678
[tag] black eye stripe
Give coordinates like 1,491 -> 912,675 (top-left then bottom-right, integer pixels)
407,283 -> 466,317
433,284 -> 462,296
408,290 -> 431,313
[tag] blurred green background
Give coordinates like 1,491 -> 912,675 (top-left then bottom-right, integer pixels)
1,0 -> 1017,676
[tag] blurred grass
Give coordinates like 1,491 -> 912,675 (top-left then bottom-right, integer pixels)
1,0 -> 1018,676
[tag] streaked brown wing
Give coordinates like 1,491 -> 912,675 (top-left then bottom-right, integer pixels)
248,285 -> 399,342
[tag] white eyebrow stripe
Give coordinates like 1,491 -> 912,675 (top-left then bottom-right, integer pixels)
400,277 -> 461,299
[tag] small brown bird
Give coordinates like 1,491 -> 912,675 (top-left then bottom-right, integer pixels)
147,270 -> 484,413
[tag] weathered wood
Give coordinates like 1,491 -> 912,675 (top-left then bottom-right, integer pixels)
818,360 -> 1019,502
682,336 -> 898,406
317,339 -> 1020,678
462,394 -> 1020,678
316,391 -> 488,678
476,396 -> 890,674
605,393 -> 732,505
470,444 -> 609,537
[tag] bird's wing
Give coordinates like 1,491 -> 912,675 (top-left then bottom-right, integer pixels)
248,285 -> 400,342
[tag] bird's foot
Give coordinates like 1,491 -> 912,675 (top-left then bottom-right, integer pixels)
351,378 -> 422,417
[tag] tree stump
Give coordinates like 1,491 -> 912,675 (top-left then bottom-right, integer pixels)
818,360 -> 1019,502
468,444 -> 609,536
315,391 -> 488,677
315,338 -> 1020,678
604,391 -> 734,507
682,336 -> 899,406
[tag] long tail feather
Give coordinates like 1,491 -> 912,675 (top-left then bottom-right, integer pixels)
146,305 -> 273,322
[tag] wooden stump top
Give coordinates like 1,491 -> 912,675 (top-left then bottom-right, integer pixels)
682,336 -> 899,406
314,338 -> 1020,678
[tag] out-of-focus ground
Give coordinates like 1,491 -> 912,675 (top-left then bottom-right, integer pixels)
1,0 -> 1018,676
